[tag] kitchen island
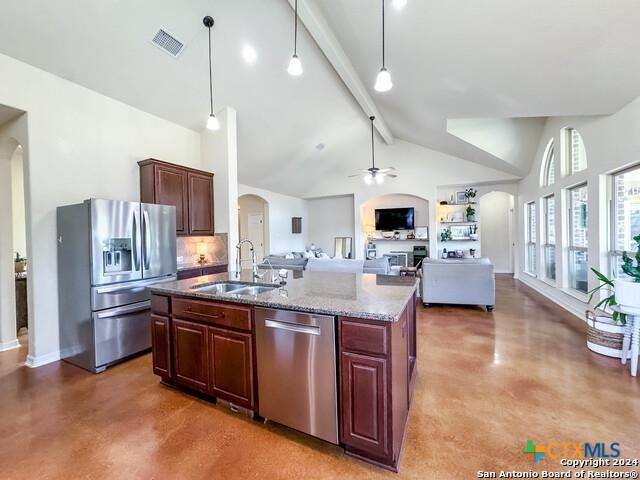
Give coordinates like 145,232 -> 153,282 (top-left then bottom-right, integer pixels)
149,270 -> 418,472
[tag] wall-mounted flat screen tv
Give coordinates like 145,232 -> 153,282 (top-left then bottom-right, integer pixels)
375,207 -> 415,231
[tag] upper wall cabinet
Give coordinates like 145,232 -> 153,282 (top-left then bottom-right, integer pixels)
139,159 -> 215,236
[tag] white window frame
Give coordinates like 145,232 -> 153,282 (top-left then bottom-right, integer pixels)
525,201 -> 537,276
542,194 -> 556,283
540,139 -> 555,187
565,128 -> 587,176
609,164 -> 640,278
567,183 -> 588,294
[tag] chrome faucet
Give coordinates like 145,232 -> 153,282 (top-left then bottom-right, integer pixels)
236,239 -> 258,278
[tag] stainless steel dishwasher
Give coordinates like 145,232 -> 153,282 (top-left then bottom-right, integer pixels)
254,307 -> 338,444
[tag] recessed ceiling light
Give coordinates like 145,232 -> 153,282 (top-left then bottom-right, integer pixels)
315,143 -> 325,151
242,44 -> 257,64
392,0 -> 407,9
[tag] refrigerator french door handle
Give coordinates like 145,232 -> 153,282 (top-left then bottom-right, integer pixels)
143,210 -> 151,270
132,210 -> 140,271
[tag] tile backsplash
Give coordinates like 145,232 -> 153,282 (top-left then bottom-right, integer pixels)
176,234 -> 228,266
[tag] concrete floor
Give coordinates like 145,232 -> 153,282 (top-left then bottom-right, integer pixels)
1,275 -> 639,479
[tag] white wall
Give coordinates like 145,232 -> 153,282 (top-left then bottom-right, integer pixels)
479,191 -> 514,273
238,184 -> 309,256
516,95 -> 640,319
11,146 -> 26,258
201,107 -> 239,264
302,138 -> 518,260
307,195 -> 355,255
0,53 -> 202,366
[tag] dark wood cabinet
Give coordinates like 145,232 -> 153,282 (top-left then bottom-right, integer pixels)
187,172 -> 214,235
139,159 -> 214,236
208,327 -> 254,409
339,298 -> 415,472
340,352 -> 389,458
151,314 -> 171,378
172,318 -> 209,392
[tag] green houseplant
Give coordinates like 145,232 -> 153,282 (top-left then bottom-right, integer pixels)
588,268 -> 625,324
466,205 -> 476,222
614,233 -> 640,310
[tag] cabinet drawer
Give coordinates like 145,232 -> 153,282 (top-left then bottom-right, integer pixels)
151,294 -> 169,314
340,318 -> 389,357
173,298 -> 252,332
202,264 -> 228,276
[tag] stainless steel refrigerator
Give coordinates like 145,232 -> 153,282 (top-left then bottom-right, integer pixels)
57,198 -> 177,372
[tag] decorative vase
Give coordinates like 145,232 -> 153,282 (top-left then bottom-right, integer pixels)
469,233 -> 478,240
15,260 -> 25,273
614,279 -> 640,309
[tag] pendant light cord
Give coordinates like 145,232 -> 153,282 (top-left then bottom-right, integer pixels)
381,0 -> 385,68
208,26 -> 214,115
294,0 -> 298,56
371,117 -> 375,169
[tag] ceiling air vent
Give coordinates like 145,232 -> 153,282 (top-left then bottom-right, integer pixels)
151,28 -> 185,58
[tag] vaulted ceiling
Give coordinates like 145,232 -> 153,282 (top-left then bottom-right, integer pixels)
0,0 -> 638,195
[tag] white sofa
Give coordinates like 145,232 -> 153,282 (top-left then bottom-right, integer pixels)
421,257 -> 495,311
306,257 -> 390,274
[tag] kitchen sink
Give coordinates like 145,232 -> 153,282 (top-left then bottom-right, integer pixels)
232,285 -> 277,296
192,282 -> 245,294
192,282 -> 277,295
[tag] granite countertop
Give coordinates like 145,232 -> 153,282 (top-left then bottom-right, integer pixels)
150,269 -> 419,322
177,261 -> 228,271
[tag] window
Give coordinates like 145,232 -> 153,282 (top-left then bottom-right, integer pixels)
566,128 -> 587,175
543,195 -> 556,281
541,139 -> 555,187
568,184 -> 588,293
525,201 -> 537,275
611,166 -> 640,277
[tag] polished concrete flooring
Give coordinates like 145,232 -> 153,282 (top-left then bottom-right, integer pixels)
1,276 -> 639,479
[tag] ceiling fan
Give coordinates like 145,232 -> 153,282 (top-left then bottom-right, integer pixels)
349,116 -> 397,185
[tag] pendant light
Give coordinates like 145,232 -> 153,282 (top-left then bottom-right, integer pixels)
203,16 -> 220,131
374,0 -> 393,92
287,0 -> 303,76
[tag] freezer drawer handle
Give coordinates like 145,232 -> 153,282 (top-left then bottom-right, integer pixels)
96,301 -> 151,319
264,319 -> 321,336
185,307 -> 225,320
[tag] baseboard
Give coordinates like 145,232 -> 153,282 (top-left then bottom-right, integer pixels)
0,338 -> 20,352
517,275 -> 585,321
25,350 -> 61,368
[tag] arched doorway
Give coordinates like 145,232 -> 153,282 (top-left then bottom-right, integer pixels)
238,194 -> 269,264
359,193 -> 430,265
479,191 -> 515,273
0,139 -> 28,355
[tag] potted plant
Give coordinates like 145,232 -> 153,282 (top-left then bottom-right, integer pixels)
469,224 -> 479,240
614,233 -> 640,309
440,227 -> 452,242
466,205 -> 476,222
464,188 -> 477,203
14,251 -> 26,273
587,267 -> 628,358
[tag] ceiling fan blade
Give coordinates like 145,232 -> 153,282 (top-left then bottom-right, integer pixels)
348,173 -> 368,178
377,167 -> 396,173
386,174 -> 398,178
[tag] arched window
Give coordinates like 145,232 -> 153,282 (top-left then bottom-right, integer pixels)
540,138 -> 555,187
565,128 -> 587,174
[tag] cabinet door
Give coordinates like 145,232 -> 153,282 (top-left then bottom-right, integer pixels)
151,314 -> 171,378
208,327 -> 254,409
340,352 -> 389,459
187,172 -> 214,235
172,319 -> 208,392
155,165 -> 188,235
